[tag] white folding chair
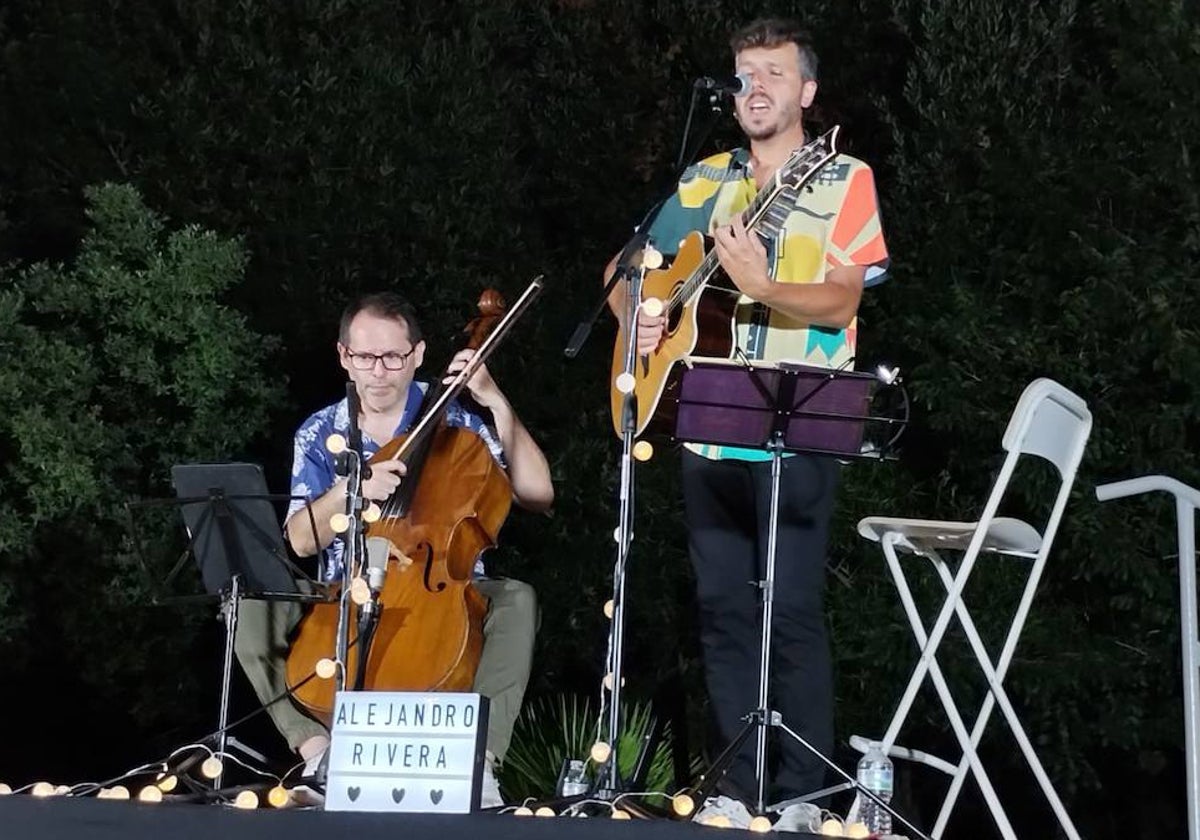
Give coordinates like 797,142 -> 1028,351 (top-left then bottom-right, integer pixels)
855,378 -> 1090,840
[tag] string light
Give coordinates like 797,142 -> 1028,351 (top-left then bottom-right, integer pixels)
326,434 -> 347,454
316,658 -> 338,679
820,817 -> 845,836
589,741 -> 611,764
31,782 -> 55,798
641,248 -> 664,270
0,783 -> 11,795
349,577 -> 371,605
108,785 -> 131,800
535,806 -> 556,817
330,513 -> 351,533
234,790 -> 259,809
268,786 -> 290,808
363,503 -> 382,523
200,757 -> 224,780
671,793 -> 695,817
603,600 -> 614,619
614,373 -> 636,395
749,815 -> 773,833
844,822 -> 869,838
513,806 -> 534,816
156,774 -> 178,793
703,814 -> 732,828
137,785 -> 163,803
610,808 -> 631,820
54,784 -> 70,795
632,441 -> 654,462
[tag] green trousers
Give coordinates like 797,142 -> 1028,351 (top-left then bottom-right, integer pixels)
233,577 -> 537,763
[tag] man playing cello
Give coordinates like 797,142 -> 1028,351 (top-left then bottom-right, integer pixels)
235,291 -> 554,807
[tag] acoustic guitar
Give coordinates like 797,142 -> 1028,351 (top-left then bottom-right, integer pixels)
610,126 -> 841,438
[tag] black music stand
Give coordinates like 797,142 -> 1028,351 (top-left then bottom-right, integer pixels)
659,360 -> 923,839
129,463 -> 327,787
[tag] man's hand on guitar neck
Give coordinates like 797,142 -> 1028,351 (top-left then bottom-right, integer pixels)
712,212 -> 772,300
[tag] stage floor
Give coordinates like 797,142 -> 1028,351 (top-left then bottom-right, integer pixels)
0,795 -> 824,840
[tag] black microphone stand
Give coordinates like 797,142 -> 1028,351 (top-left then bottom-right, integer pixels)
334,382 -> 372,693
562,82 -> 731,800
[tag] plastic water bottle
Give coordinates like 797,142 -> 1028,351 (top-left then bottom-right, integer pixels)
856,741 -> 894,835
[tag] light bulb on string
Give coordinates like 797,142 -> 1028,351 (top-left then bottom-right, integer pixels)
156,774 -> 178,793
54,784 -> 70,795
108,785 -> 130,800
349,577 -> 371,605
234,790 -> 259,809
330,513 -> 351,534
641,243 -> 664,269
589,741 -> 611,764
0,783 -> 11,795
820,817 -> 845,836
31,782 -> 55,797
704,815 -> 732,828
639,296 -> 665,318
268,785 -> 290,808
603,600 -> 614,619
671,793 -> 695,817
610,808 -> 632,820
632,441 -> 654,462
137,785 -> 163,803
535,806 -> 556,817
362,503 -> 382,523
200,756 -> 224,780
614,373 -> 636,395
749,816 -> 773,833
316,658 -> 338,679
602,673 -> 625,691
513,806 -> 534,816
326,433 -> 347,454
844,822 -> 870,838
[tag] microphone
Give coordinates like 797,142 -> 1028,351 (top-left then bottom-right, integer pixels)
364,536 -> 389,595
693,73 -> 751,97
344,382 -> 372,480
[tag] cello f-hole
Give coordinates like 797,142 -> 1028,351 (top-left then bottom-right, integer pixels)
417,542 -> 446,593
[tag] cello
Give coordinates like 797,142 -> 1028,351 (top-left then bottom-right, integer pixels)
285,282 -> 542,724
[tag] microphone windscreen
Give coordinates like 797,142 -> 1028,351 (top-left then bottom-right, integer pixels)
366,537 -> 390,572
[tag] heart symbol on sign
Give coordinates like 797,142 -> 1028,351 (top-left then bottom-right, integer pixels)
392,788 -> 406,804
429,789 -> 444,805
347,786 -> 361,802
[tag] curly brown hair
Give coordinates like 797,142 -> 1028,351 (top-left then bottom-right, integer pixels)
729,18 -> 818,81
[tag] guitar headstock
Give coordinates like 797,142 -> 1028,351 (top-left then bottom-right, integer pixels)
776,125 -> 840,190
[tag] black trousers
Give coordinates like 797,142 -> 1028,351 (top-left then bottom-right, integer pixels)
681,449 -> 839,802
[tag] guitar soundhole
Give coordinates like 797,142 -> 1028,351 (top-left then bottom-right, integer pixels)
666,284 -> 684,335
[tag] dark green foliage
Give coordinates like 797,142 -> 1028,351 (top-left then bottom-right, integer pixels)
0,182 -> 283,772
0,1 -> 1198,836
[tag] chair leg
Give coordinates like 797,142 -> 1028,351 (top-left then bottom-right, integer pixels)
881,536 -> 1018,840
926,553 -> 1083,840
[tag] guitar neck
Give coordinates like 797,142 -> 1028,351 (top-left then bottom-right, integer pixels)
664,127 -> 840,317
673,181 -> 800,310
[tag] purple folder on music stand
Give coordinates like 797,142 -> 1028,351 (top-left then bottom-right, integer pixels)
669,361 -> 877,456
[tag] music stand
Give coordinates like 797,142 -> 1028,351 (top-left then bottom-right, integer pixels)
659,359 -> 923,839
129,463 -> 328,788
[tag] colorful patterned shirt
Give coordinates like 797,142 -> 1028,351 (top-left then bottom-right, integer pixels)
285,381 -> 504,580
645,145 -> 890,460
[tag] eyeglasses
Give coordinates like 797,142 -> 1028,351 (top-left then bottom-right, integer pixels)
344,346 -> 416,371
